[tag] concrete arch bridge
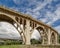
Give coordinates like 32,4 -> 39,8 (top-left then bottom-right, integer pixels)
0,6 -> 59,45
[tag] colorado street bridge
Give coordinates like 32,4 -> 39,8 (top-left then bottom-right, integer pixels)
0,6 -> 59,45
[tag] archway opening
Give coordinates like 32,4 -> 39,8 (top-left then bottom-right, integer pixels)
30,26 -> 44,44
51,33 -> 56,44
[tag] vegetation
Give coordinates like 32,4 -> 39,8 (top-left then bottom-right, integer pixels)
59,34 -> 60,43
0,45 -> 59,48
0,38 -> 59,48
0,39 -> 42,45
0,45 -> 24,48
30,39 -> 42,44
0,39 -> 23,45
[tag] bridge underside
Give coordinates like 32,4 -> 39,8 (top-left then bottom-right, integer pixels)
0,6 -> 59,45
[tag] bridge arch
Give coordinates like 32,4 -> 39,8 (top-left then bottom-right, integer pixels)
36,26 -> 48,44
31,26 -> 48,44
0,14 -> 26,44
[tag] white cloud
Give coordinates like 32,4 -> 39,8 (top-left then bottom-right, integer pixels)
46,11 -> 57,25
13,0 -> 52,18
0,22 -> 21,39
39,18 -> 48,23
33,0 -> 52,12
46,5 -> 60,25
13,0 -> 39,6
13,0 -> 22,5
55,6 -> 60,18
6,0 -> 60,38
10,7 -> 20,11
31,29 -> 41,40
42,4 -> 60,33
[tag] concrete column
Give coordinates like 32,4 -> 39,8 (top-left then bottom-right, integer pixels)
35,23 -> 37,27
20,17 -> 22,24
31,21 -> 33,28
55,33 -> 58,44
22,18 -> 24,28
48,28 -> 51,45
15,17 -> 18,30
34,22 -> 36,28
18,17 -> 20,23
33,22 -> 34,28
25,19 -> 31,45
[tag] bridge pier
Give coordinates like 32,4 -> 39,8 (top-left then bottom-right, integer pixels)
25,19 -> 31,45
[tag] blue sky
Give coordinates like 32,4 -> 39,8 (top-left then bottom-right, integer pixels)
0,0 -> 60,39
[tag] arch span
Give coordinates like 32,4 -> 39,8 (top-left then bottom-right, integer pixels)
0,14 -> 26,44
36,26 -> 48,44
31,26 -> 48,44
